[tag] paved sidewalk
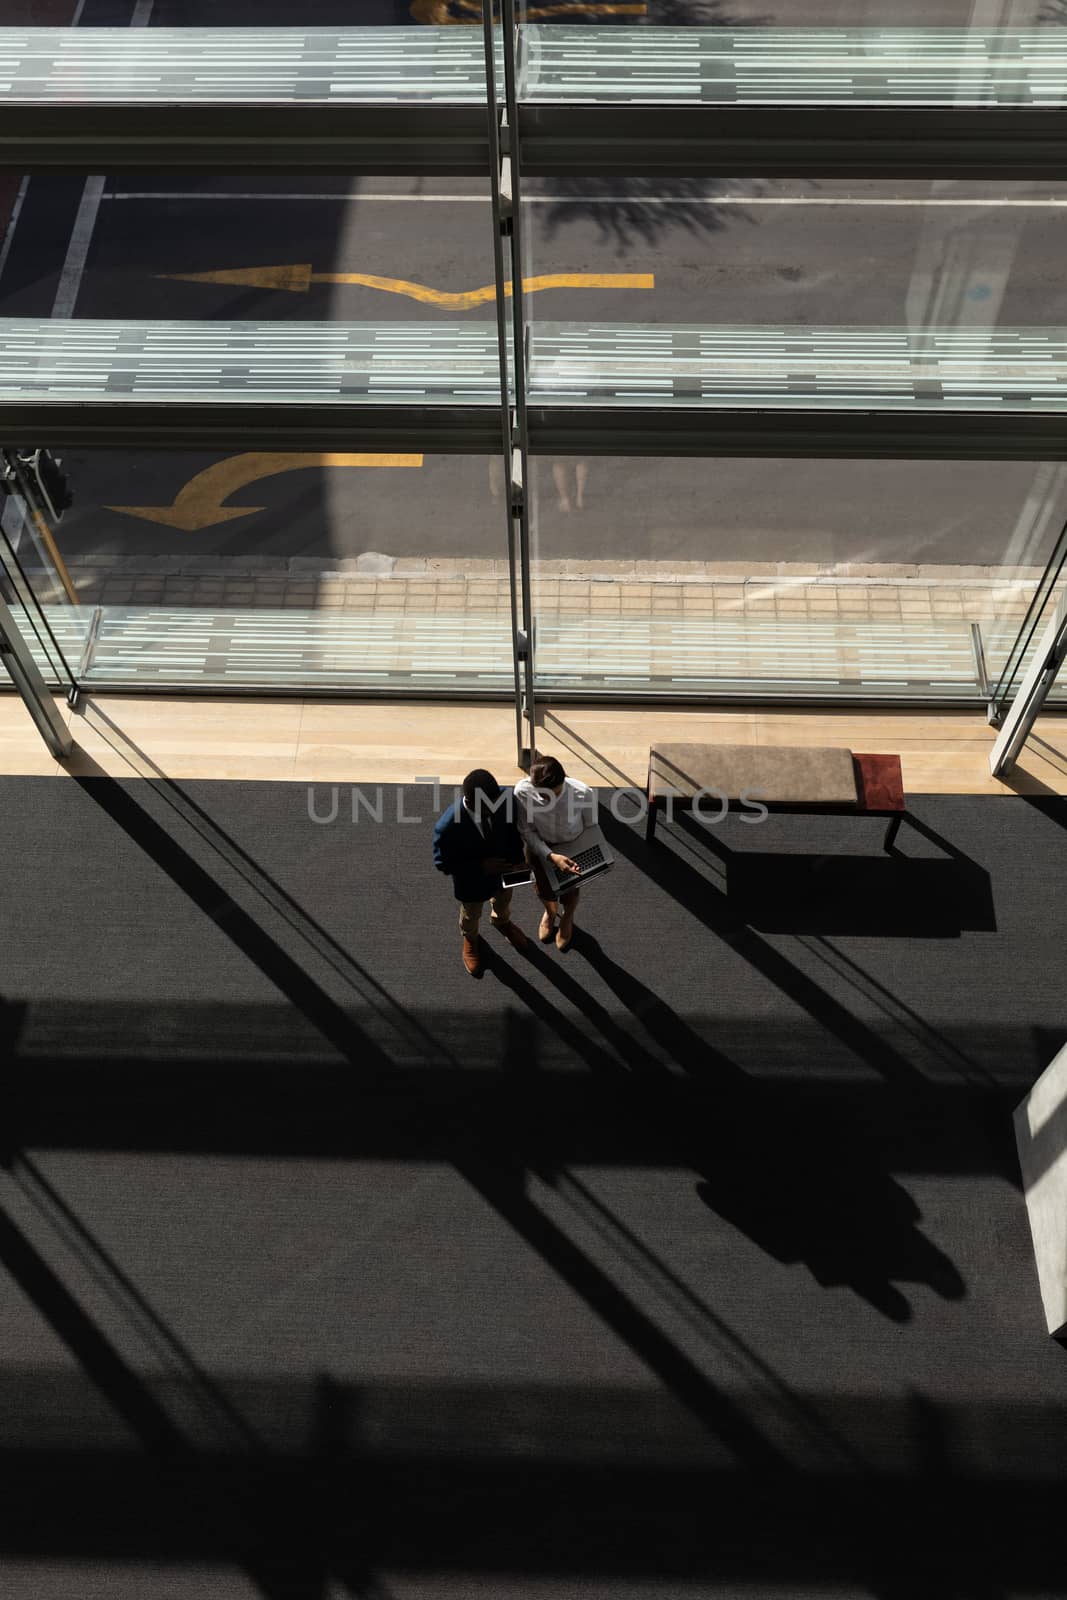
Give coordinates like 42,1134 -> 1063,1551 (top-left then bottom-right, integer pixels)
59,557 -> 1042,633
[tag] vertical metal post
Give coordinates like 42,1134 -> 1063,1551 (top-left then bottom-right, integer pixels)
482,0 -> 536,770
500,0 -> 536,766
989,586 -> 1067,777
0,592 -> 73,759
970,620 -> 989,700
988,514 -> 1067,726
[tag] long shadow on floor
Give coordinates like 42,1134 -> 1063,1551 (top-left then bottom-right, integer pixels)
0,1183 -> 370,1600
58,766 -> 797,1492
488,935 -> 965,1323
601,805 -> 989,1092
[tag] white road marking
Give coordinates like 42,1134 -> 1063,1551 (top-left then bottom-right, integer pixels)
52,0 -> 155,320
51,175 -> 107,319
103,192 -> 1067,207
0,177 -> 29,285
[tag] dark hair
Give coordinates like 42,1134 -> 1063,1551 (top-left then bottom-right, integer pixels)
462,768 -> 501,806
529,756 -> 565,789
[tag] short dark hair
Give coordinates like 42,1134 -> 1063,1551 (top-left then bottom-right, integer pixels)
529,756 -> 565,789
462,768 -> 501,806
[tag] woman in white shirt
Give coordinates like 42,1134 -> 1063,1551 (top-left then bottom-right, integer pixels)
512,755 -> 596,952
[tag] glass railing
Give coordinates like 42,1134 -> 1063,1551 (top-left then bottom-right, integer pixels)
529,325 -> 1067,411
12,595 -> 1063,701
4,320 -> 1067,421
0,319 -> 507,407
522,27 -> 1067,106
0,500 -> 79,701
0,27 -> 502,103
2,27 -> 1065,109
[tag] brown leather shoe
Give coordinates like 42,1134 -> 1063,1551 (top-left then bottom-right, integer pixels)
493,918 -> 528,951
462,936 -> 483,976
539,910 -> 558,943
555,918 -> 575,953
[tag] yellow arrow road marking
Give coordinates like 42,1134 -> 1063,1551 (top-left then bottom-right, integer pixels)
108,452 -> 422,532
161,266 -> 655,307
313,271 -> 655,309
162,262 -> 315,293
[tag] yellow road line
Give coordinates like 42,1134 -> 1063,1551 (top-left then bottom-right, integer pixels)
310,271 -> 654,308
163,266 -> 655,305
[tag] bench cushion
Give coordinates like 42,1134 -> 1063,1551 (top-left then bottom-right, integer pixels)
852,751 -> 905,812
648,743 -> 859,806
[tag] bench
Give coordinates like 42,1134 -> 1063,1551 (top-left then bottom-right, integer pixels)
645,743 -> 906,850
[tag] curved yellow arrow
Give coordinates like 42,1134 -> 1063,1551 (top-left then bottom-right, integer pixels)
162,266 -> 655,309
108,452 -> 422,532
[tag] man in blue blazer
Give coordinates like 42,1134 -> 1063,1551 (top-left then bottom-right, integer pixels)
433,768 -> 529,976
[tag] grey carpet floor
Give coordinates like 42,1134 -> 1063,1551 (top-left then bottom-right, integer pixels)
1,774 -> 1066,1600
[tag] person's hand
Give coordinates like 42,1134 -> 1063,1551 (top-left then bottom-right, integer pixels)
481,856 -> 509,873
550,851 -> 580,875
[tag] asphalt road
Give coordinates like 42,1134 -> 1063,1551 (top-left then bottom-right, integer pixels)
4,0 -> 1067,572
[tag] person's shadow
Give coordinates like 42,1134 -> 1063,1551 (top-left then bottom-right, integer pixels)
553,931 -> 967,1323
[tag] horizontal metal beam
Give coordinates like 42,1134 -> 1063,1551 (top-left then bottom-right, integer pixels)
0,105 -> 492,177
0,403 -> 505,453
525,408 -> 1067,461
8,400 -> 1067,459
5,102 -> 1067,180
518,106 -> 1067,182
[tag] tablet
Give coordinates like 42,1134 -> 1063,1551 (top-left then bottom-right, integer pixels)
500,866 -> 534,889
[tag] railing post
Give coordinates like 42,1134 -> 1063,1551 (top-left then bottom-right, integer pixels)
0,591 -> 72,760
990,587 -> 1067,777
483,2 -> 536,772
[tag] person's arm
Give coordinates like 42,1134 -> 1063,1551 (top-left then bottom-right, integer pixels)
432,813 -> 458,874
574,781 -> 597,834
500,816 -> 527,868
514,784 -> 553,864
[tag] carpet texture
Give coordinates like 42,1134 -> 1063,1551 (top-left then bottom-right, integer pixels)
0,774 -> 1066,1600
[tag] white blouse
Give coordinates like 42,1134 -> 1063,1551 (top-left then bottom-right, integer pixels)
513,776 -> 597,861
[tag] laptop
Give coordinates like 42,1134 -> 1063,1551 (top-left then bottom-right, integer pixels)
544,823 -> 616,895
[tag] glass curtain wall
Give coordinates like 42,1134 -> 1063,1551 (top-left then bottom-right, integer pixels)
0,11 -> 513,695
3,10 -> 1067,705
517,31 -> 1067,702
5,445 -> 516,693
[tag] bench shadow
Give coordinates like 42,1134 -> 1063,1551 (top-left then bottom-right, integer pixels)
722,853 -> 995,936
663,807 -> 995,937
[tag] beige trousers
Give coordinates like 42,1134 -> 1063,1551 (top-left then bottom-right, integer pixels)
458,889 -> 513,938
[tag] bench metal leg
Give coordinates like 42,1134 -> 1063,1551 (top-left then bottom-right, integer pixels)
883,812 -> 904,852
645,796 -> 659,844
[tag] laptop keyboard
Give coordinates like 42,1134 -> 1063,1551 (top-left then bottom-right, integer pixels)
571,845 -> 605,872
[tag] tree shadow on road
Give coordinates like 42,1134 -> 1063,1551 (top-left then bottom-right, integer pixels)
536,174 -> 768,258
529,1 -> 798,256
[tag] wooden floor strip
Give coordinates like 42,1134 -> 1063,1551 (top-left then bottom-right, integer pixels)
0,693 -> 1064,795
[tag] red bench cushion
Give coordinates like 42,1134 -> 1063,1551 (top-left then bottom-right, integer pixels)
852,752 -> 905,812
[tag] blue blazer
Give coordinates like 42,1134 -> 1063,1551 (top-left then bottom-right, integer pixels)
432,792 -> 525,902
